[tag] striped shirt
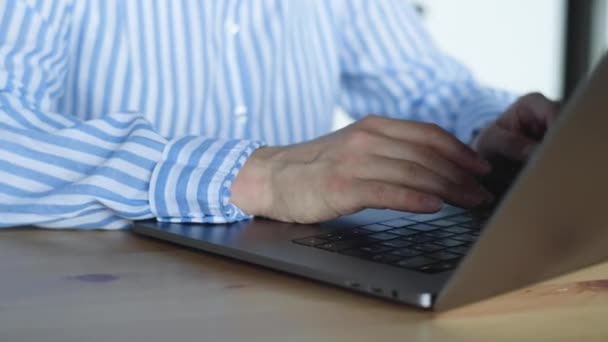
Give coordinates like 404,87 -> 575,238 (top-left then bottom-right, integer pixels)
0,0 -> 514,229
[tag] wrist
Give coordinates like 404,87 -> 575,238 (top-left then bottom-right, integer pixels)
230,146 -> 282,217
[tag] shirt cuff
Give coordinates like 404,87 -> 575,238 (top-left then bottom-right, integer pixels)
149,136 -> 264,224
454,88 -> 517,143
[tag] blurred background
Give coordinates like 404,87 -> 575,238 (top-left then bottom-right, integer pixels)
335,0 -> 608,129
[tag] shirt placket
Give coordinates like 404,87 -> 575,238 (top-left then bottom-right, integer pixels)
224,0 -> 249,138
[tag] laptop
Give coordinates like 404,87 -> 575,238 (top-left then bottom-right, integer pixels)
134,53 -> 608,311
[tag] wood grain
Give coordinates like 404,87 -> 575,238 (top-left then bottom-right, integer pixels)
1,229 -> 608,342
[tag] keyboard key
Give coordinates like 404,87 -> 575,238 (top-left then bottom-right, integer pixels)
447,245 -> 471,255
407,212 -> 450,222
388,228 -> 418,237
380,239 -> 412,249
327,228 -> 373,242
315,232 -> 337,239
440,206 -> 467,215
407,206 -> 465,222
293,237 -> 327,246
390,248 -> 422,258
368,254 -> 403,264
423,230 -> 454,239
433,238 -> 466,248
416,264 -> 440,273
360,224 -> 392,232
428,219 -> 457,227
356,236 -> 382,245
381,218 -> 416,228
413,243 -> 444,253
342,228 -> 374,237
341,248 -> 372,258
359,244 -> 393,254
318,228 -> 372,242
368,232 -> 401,240
465,218 -> 487,229
402,235 -> 433,244
445,214 -> 473,223
317,243 -> 345,252
317,237 -> 378,251
472,220 -> 486,229
428,250 -> 461,261
451,233 -> 477,243
326,234 -> 348,241
443,226 -> 471,234
396,256 -> 436,269
437,260 -> 459,270
408,224 -> 439,232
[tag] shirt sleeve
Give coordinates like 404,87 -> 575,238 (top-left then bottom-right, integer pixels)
337,0 -> 517,143
0,1 -> 260,229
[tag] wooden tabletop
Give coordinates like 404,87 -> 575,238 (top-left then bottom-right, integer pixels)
2,229 -> 608,342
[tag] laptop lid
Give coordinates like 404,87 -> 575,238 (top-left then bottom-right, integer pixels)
435,53 -> 608,310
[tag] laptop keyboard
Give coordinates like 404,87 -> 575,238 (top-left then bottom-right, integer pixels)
292,207 -> 491,274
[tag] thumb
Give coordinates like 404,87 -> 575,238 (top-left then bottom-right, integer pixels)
478,125 -> 539,161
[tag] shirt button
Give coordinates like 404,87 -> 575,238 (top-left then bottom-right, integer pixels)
226,22 -> 241,35
234,105 -> 248,124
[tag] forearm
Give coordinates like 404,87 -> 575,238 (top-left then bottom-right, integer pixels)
0,97 -> 262,228
338,0 -> 517,143
0,107 -> 163,228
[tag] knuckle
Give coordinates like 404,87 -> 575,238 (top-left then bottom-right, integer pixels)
522,92 -> 547,105
426,123 -> 444,134
526,91 -> 544,100
359,114 -> 382,128
413,145 -> 434,161
337,151 -> 366,167
345,129 -> 373,148
421,123 -> 447,140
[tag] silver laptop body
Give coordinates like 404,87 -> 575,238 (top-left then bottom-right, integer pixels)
134,54 -> 608,310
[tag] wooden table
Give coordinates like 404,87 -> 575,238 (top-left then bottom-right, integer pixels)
2,229 -> 608,342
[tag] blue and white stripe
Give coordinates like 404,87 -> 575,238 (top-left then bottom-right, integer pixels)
0,0 -> 514,229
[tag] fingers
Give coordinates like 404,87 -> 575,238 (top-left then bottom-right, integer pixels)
520,92 -> 560,126
354,156 -> 492,208
350,180 -> 443,213
505,92 -> 561,140
476,92 -> 559,161
478,125 -> 538,161
367,134 -> 476,185
359,116 -> 491,174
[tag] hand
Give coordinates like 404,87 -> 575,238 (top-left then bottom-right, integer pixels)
231,115 -> 493,223
473,93 -> 560,161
